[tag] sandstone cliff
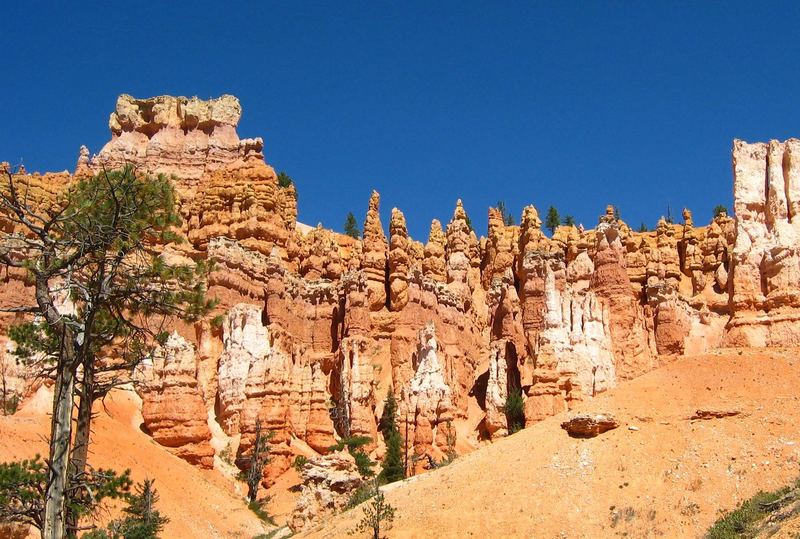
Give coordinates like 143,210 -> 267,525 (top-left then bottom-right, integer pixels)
1,95 -> 794,494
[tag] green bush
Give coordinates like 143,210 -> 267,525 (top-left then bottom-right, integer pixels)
1,393 -> 19,415
348,480 -> 395,538
0,455 -> 131,533
353,452 -> 375,478
277,171 -> 293,188
706,478 -> 800,538
345,482 -> 376,509
248,499 -> 276,526
503,388 -> 525,434
292,455 -> 308,473
329,436 -> 375,478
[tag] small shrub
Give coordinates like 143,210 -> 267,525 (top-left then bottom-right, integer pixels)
277,171 -> 293,189
248,499 -> 275,526
1,393 -> 19,416
706,478 -> 800,538
210,314 -> 225,329
219,443 -> 234,467
348,479 -> 395,538
329,436 -> 375,478
503,388 -> 525,434
292,455 -> 308,473
253,529 -> 293,539
713,204 -> 728,218
440,421 -> 458,466
345,482 -> 376,510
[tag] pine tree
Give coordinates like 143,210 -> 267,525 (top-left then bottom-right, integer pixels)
562,215 -> 576,227
115,479 -> 169,539
243,418 -> 273,504
0,166 -> 214,536
379,391 -> 404,484
638,223 -> 648,232
496,201 -> 515,226
349,478 -> 395,539
329,436 -> 375,477
545,206 -> 560,234
503,388 -> 525,434
440,421 -> 458,465
82,479 -> 168,539
0,454 -> 132,535
713,204 -> 728,218
277,171 -> 293,188
344,212 -> 360,239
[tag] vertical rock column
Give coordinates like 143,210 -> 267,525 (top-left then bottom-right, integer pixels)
445,200 -> 473,307
388,208 -> 410,311
361,191 -> 389,311
591,207 -> 656,379
423,219 -> 447,283
137,333 -> 215,468
399,323 -> 454,460
726,138 -> 800,346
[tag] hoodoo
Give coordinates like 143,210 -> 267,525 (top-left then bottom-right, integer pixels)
2,94 -> 799,537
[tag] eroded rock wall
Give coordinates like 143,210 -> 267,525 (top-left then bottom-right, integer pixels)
726,139 -> 800,346
2,96 -> 796,486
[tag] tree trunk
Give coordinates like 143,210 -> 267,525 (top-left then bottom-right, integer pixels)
43,344 -> 76,539
65,355 -> 95,534
37,272 -> 78,539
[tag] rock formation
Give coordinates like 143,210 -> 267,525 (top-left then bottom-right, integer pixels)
288,453 -> 363,532
399,323 -> 455,457
388,208 -> 410,311
423,220 -> 447,282
90,94 -> 263,184
1,94 -> 797,492
726,138 -> 800,346
136,333 -> 215,468
560,413 -> 619,437
361,191 -> 388,311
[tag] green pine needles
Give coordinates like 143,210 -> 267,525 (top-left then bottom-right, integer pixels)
378,391 -> 404,484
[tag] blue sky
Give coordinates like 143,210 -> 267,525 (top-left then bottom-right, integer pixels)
2,2 -> 799,240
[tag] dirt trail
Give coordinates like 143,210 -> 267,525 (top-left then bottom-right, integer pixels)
302,349 -> 800,538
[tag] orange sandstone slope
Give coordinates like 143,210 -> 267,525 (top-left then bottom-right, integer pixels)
0,391 -> 266,539
302,348 -> 800,539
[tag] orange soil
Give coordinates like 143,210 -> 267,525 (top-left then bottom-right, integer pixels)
3,349 -> 798,538
301,349 -> 800,538
0,390 -> 266,539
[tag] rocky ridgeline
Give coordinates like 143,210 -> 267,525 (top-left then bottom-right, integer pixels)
1,95 -> 798,500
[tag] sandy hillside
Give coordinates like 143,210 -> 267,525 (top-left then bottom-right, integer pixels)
0,390 -> 267,539
301,349 -> 800,539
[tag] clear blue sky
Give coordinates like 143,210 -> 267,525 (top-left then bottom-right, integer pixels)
2,2 -> 799,240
